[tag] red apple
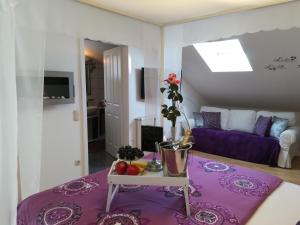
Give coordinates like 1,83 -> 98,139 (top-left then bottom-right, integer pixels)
115,161 -> 128,175
126,165 -> 140,175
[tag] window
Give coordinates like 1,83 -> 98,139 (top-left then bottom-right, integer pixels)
193,39 -> 253,72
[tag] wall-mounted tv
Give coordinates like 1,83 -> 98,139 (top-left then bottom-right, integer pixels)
43,71 -> 75,105
140,67 -> 145,100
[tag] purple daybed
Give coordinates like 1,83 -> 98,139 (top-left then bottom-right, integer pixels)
192,128 -> 281,167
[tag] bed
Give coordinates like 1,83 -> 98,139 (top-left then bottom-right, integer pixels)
247,182 -> 300,225
17,155 -> 300,225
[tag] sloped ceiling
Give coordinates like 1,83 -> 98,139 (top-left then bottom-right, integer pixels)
78,0 -> 288,25
182,28 -> 300,111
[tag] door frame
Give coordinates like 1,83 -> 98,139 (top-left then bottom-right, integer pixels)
79,38 -> 129,176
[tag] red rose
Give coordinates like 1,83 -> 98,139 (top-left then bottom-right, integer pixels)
169,73 -> 176,78
168,76 -> 175,83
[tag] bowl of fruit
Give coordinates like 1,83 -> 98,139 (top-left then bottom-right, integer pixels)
115,146 -> 146,176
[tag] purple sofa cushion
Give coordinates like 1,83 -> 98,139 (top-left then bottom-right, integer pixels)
254,115 -> 272,137
202,111 -> 221,129
192,128 -> 280,167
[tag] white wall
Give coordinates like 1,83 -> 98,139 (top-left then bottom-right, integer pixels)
182,28 -> 300,112
180,78 -> 205,118
41,33 -> 82,190
40,0 -> 161,190
128,47 -> 145,146
164,1 -> 300,49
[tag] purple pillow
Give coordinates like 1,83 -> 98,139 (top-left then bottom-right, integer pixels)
202,111 -> 221,129
254,115 -> 272,137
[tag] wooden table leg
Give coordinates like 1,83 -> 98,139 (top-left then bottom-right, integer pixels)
106,183 -> 113,212
183,184 -> 191,217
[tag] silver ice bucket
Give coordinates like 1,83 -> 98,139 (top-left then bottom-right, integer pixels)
160,141 -> 192,177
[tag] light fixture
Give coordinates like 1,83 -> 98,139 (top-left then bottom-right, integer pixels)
193,39 -> 253,72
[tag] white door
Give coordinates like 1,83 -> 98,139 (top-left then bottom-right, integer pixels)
104,47 -> 123,157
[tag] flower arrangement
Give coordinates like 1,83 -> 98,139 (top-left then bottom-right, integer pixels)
160,73 -> 183,128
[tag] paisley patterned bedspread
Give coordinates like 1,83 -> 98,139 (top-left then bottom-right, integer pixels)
17,155 -> 282,225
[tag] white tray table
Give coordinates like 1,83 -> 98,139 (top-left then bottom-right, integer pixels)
106,160 -> 191,216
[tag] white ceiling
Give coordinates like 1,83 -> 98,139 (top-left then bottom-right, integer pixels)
182,28 -> 300,111
77,0 -> 288,26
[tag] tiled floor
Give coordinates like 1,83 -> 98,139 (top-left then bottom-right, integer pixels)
88,140 -> 116,174
89,151 -> 116,173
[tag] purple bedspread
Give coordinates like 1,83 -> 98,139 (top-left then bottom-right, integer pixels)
192,128 -> 281,167
17,155 -> 282,225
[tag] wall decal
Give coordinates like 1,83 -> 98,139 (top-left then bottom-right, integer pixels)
264,64 -> 287,71
265,56 -> 298,71
273,56 -> 297,63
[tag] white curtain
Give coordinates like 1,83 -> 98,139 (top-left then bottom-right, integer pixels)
0,1 -> 18,224
15,0 -> 47,199
0,0 -> 46,223
15,33 -> 46,199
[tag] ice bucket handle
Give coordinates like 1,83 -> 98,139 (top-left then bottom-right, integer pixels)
158,141 -> 192,151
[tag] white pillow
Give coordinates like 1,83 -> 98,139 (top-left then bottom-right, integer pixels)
200,106 -> 229,130
256,111 -> 295,127
227,110 -> 256,133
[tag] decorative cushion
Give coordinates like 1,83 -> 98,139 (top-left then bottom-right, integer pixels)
202,111 -> 221,129
227,110 -> 257,133
270,116 -> 289,139
193,112 -> 203,128
254,116 -> 272,137
256,111 -> 295,127
200,106 -> 229,130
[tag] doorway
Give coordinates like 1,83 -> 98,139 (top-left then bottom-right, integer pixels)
84,39 -> 125,173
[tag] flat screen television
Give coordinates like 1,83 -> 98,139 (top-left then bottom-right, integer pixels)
140,67 -> 145,100
43,71 -> 74,105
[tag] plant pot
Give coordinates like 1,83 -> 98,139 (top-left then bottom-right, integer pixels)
170,126 -> 176,141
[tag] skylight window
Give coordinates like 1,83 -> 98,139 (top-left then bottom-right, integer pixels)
193,39 -> 253,72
